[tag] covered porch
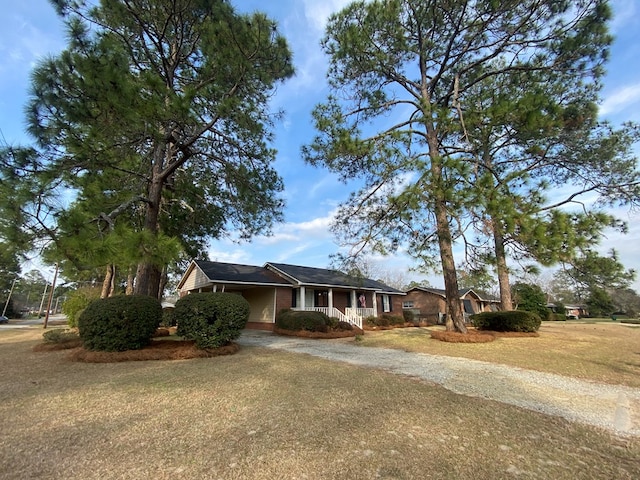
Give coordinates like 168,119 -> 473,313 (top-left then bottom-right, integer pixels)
291,286 -> 377,329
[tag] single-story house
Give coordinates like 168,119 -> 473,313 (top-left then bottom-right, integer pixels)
402,287 -> 500,324
177,260 -> 405,330
547,303 -> 589,319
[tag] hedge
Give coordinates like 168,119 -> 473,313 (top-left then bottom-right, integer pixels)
471,310 -> 541,333
275,309 -> 330,332
78,295 -> 162,351
175,292 -> 250,349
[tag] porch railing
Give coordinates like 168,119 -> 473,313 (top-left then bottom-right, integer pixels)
346,307 -> 374,321
292,307 -> 362,329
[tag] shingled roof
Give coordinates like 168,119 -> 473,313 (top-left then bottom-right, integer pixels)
266,262 -> 403,294
178,260 -> 403,294
191,260 -> 291,286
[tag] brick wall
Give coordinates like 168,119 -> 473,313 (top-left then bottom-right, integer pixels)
274,287 -> 293,315
404,290 -> 446,316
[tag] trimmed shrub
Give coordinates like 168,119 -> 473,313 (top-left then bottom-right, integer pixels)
402,309 -> 415,323
161,307 -> 176,327
42,328 -> 79,344
382,314 -> 405,326
78,295 -> 162,351
275,309 -> 330,333
472,310 -> 541,333
62,287 -> 102,328
175,292 -> 250,349
365,314 -> 404,327
336,320 -> 353,331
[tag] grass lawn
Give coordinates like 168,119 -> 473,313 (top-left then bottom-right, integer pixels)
1,327 -> 639,479
359,321 -> 640,388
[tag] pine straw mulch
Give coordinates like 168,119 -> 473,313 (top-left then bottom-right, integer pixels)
33,337 -> 239,363
273,326 -> 364,339
430,328 -> 540,343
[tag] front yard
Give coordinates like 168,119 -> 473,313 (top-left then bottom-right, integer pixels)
358,321 -> 640,388
0,326 -> 639,479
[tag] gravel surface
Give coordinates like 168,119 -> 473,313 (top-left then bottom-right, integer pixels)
238,330 -> 640,437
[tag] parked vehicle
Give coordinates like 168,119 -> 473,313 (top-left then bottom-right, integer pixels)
0,315 -> 8,324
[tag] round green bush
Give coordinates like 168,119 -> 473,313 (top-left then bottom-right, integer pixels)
62,287 -> 102,328
175,292 -> 250,349
471,310 -> 541,333
402,310 -> 415,323
78,295 -> 162,351
336,320 -> 353,331
42,328 -> 79,344
275,309 -> 330,332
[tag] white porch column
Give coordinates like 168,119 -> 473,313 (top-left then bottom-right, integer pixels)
351,291 -> 357,309
300,286 -> 306,309
213,285 -> 217,293
328,288 -> 333,311
372,292 -> 378,317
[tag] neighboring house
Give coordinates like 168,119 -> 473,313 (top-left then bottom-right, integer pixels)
402,287 -> 500,324
565,304 -> 589,319
547,303 -> 589,319
177,260 -> 405,330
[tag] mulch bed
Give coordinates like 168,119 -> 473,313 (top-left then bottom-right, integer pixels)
34,338 -> 239,362
273,326 -> 364,339
430,328 -> 539,343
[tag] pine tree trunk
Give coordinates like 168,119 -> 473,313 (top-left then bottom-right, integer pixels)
426,127 -> 466,333
108,265 -> 116,297
435,198 -> 467,333
493,221 -> 513,311
158,265 -> 168,300
134,160 -> 164,298
101,264 -> 114,299
126,271 -> 135,295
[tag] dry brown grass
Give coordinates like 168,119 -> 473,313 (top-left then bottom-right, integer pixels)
359,321 -> 640,388
1,327 -> 639,480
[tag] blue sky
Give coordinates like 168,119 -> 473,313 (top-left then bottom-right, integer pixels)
1,0 -> 639,292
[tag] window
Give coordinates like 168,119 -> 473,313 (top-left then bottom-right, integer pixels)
402,301 -> 414,309
462,299 -> 475,314
314,290 -> 329,307
382,294 -> 391,313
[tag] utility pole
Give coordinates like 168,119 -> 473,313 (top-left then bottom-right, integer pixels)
43,264 -> 59,329
37,283 -> 48,318
2,278 -> 16,317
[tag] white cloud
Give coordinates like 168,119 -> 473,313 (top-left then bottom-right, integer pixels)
207,247 -> 253,265
256,211 -> 337,246
610,0 -> 640,33
599,83 -> 640,116
301,0 -> 352,33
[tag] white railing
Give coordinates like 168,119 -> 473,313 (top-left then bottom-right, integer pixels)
292,307 -> 362,329
346,307 -> 374,320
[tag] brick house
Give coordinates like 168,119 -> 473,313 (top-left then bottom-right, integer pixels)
177,260 -> 405,330
402,287 -> 500,324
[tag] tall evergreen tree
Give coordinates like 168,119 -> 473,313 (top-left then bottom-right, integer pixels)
304,0 -> 612,331
2,0 -> 293,298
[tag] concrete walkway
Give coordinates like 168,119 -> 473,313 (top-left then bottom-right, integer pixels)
237,330 -> 640,437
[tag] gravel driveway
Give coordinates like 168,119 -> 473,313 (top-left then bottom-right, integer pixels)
238,330 -> 640,437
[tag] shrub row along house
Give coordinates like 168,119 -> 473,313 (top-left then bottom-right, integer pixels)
177,261 -> 501,330
177,261 -> 405,330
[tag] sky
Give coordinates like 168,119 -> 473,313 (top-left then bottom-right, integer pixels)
1,0 -> 639,293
